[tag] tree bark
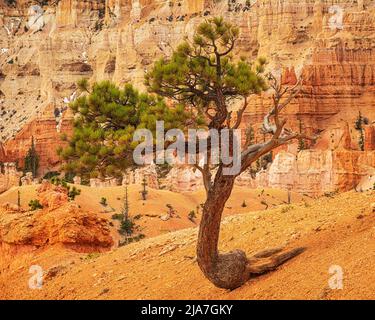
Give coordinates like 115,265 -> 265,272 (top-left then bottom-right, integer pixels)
197,168 -> 249,289
197,168 -> 305,290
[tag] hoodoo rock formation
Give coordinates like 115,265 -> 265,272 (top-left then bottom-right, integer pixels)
364,125 -> 375,151
247,149 -> 375,196
0,0 -> 374,195
0,163 -> 22,193
0,181 -> 113,251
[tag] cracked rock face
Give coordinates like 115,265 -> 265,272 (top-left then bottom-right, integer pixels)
0,0 -> 374,194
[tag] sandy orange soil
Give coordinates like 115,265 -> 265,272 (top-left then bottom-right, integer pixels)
0,188 -> 374,300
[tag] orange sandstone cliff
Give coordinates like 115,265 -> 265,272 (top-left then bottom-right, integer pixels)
0,0 -> 374,195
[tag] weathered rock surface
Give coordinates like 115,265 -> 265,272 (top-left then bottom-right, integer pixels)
245,149 -> 375,196
0,0 -> 374,196
164,166 -> 203,193
0,203 -> 113,249
123,163 -> 159,189
364,124 -> 375,151
20,171 -> 39,186
90,177 -> 118,188
0,181 -> 113,250
0,162 -> 22,193
37,180 -> 69,211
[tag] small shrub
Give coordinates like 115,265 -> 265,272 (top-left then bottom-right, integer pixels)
64,172 -> 75,183
50,176 -> 80,201
50,176 -> 68,188
188,210 -> 196,222
117,212 -> 144,246
29,199 -> 43,211
68,186 -> 81,201
281,205 -> 294,214
100,197 -> 107,206
118,234 -> 145,247
81,178 -> 90,186
241,200 -> 247,208
82,253 -> 100,260
119,218 -> 135,236
298,138 -> 306,152
260,200 -> 268,209
43,171 -> 60,180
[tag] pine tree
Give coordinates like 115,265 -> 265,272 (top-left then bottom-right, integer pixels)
118,182 -> 145,245
24,136 -> 39,178
146,17 -> 314,289
355,111 -> 363,131
355,112 -> 365,151
140,177 -> 148,201
58,81 -> 195,180
123,182 -> 129,221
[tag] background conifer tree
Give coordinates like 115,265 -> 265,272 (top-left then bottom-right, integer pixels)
24,136 -> 39,178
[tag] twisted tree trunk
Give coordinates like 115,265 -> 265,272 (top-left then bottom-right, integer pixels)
197,169 -> 305,290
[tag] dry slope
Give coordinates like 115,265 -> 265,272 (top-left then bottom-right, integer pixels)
0,190 -> 374,300
0,184 -> 306,238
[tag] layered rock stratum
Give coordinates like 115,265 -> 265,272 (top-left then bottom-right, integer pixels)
0,0 -> 374,195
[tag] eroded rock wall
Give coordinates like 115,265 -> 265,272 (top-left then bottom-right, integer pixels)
0,104 -> 72,176
0,0 -> 374,195
0,162 -> 22,193
245,149 -> 375,196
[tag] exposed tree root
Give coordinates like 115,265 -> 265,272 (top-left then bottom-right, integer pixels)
201,246 -> 306,290
247,247 -> 306,276
251,247 -> 284,259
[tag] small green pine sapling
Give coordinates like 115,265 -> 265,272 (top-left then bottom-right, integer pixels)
140,177 -> 148,201
29,199 -> 43,211
100,197 -> 108,206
